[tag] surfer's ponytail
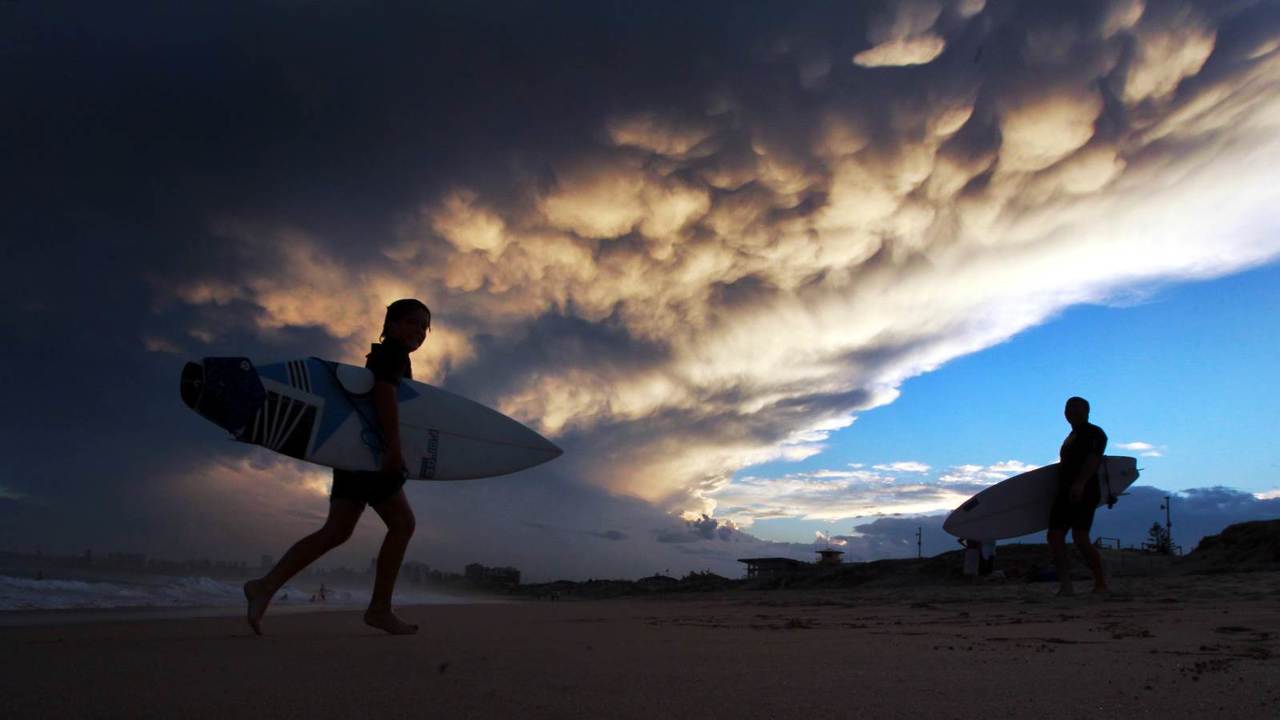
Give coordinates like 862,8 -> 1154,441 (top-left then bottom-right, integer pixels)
380,299 -> 431,339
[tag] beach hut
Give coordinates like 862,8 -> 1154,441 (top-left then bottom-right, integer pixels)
815,549 -> 844,567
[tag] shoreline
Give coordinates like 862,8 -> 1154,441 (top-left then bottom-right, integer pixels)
0,602 -> 341,628
0,592 -> 509,628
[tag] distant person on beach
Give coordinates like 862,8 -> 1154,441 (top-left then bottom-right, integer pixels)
961,539 -> 996,577
1048,396 -> 1108,595
980,540 -> 996,576
243,299 -> 431,635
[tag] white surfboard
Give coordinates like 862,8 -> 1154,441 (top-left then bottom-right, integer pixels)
181,356 -> 562,481
942,456 -> 1139,541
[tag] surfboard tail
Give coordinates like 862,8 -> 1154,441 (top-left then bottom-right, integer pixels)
180,358 -> 267,438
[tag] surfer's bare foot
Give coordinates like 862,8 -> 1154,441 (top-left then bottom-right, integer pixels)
244,579 -> 270,635
364,608 -> 419,635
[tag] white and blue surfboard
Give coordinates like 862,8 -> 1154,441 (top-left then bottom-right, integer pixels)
181,357 -> 562,481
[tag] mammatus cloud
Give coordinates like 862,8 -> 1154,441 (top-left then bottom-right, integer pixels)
852,0 -> 956,68
157,2 -> 1280,540
853,35 -> 948,68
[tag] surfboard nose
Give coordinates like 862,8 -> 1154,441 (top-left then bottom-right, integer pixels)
522,420 -> 563,458
505,423 -> 563,463
518,422 -> 563,460
539,435 -> 564,459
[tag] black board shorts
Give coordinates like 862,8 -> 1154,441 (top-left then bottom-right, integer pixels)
331,468 -> 406,506
1048,482 -> 1101,533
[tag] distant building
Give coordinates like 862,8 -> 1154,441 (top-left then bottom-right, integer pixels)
465,563 -> 521,588
737,557 -> 811,579
401,561 -> 432,585
740,549 -> 846,578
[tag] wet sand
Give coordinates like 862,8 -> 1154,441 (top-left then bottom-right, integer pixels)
2,572 -> 1278,719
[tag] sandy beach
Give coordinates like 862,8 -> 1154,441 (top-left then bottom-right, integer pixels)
2,570 -> 1277,720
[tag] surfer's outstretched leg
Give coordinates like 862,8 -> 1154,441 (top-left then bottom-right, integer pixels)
366,489 -> 418,635
1047,528 -> 1073,596
245,499 -> 365,634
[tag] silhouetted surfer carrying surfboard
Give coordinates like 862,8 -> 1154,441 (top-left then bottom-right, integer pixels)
1048,396 -> 1109,595
243,299 -> 432,635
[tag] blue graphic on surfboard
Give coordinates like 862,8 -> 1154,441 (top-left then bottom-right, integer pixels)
181,357 -> 562,481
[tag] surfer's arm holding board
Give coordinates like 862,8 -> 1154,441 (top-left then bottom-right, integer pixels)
1066,421 -> 1108,503
366,314 -> 425,476
1069,453 -> 1101,502
373,380 -> 405,475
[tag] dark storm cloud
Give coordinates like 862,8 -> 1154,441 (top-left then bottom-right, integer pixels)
1090,486 -> 1280,552
832,515 -> 954,562
656,514 -> 740,543
3,1 -> 1280,578
443,312 -> 671,407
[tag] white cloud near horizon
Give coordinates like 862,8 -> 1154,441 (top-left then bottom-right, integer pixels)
160,2 -> 1280,537
873,461 -> 932,473
707,459 -> 1037,527
1115,441 -> 1166,458
815,529 -> 849,547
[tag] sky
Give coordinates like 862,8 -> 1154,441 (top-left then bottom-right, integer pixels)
3,1 -> 1280,582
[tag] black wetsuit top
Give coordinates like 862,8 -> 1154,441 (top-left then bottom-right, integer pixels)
1048,422 -> 1107,532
